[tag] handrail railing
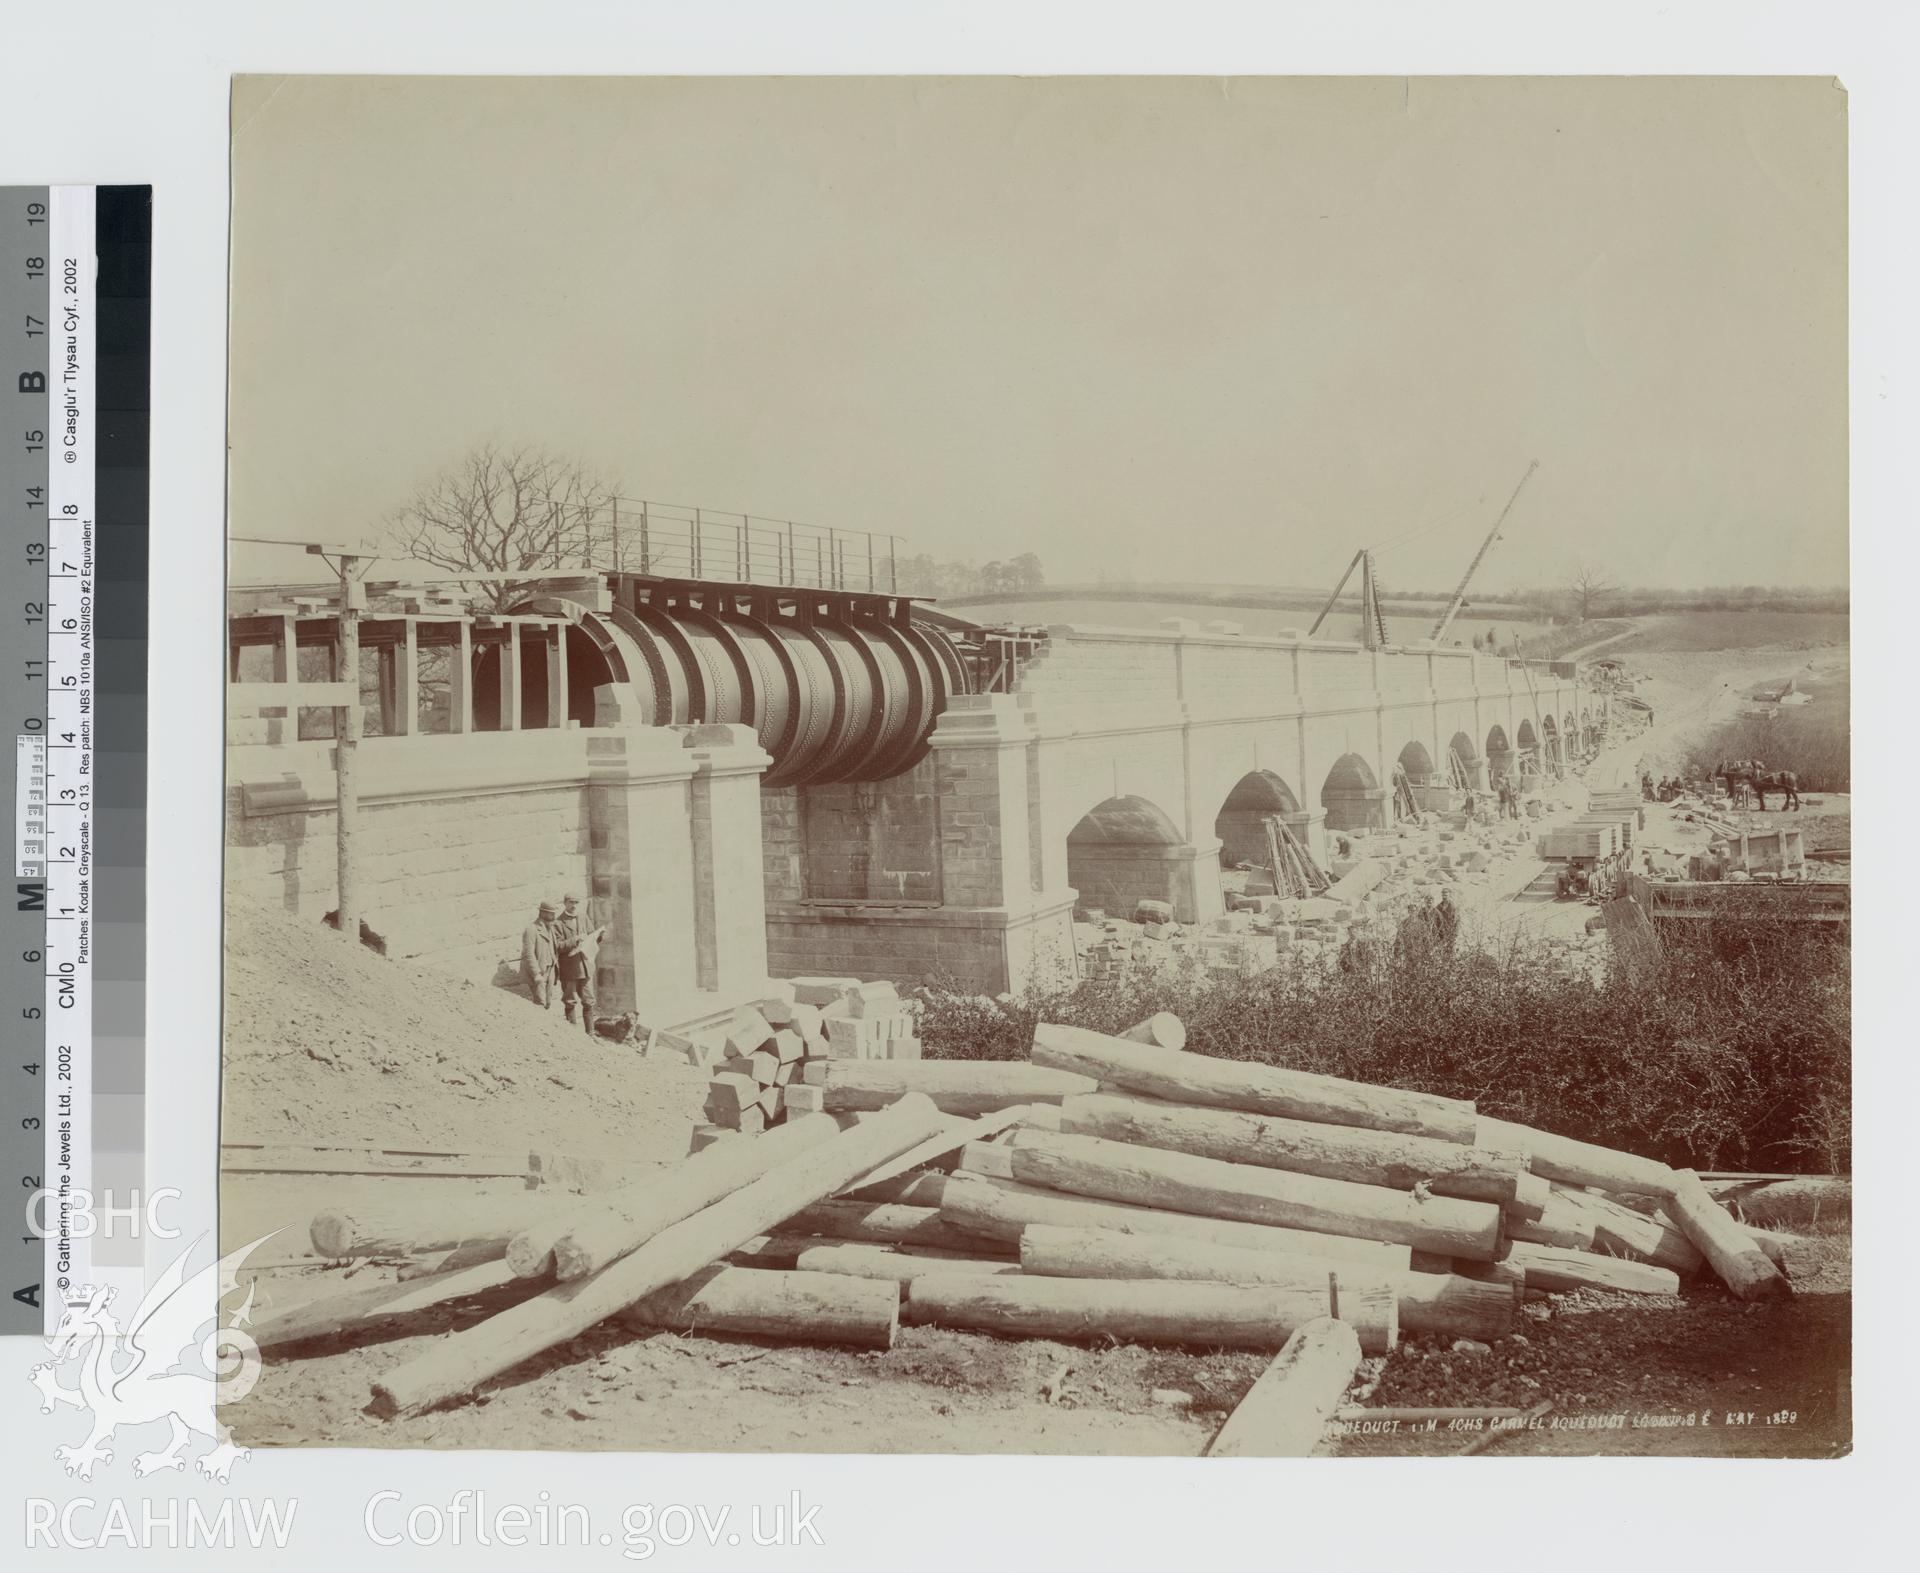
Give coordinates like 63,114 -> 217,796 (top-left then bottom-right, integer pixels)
600,497 -> 899,594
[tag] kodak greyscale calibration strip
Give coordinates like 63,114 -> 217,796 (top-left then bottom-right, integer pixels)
3,187 -> 151,1332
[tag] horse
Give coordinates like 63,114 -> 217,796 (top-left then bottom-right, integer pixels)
1723,764 -> 1800,810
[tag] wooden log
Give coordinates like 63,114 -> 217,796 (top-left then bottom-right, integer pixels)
1504,1241 -> 1681,1296
1504,1190 -> 1598,1251
939,1173 -> 1412,1269
1005,1129 -> 1503,1259
1060,1092 -> 1525,1208
903,1273 -> 1397,1355
223,1143 -> 531,1179
775,1199 -> 1002,1254
834,1170 -> 951,1208
1018,1225 -> 1513,1341
794,1243 -> 1024,1285
618,1264 -> 900,1349
253,1258 -> 531,1351
1565,1191 -> 1705,1275
547,1113 -> 841,1281
1475,1115 -> 1676,1196
1032,1022 -> 1475,1142
957,1141 -> 1016,1180
1664,1169 -> 1792,1301
837,1108 -> 1027,1198
370,1094 -> 949,1415
800,1060 -> 1095,1116
310,1191 -> 561,1261
1445,1253 -> 1528,1294
1507,1170 -> 1553,1224
1120,1013 -> 1187,1050
1206,1317 -> 1363,1457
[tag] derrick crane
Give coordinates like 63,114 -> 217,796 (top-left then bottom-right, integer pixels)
1430,459 -> 1538,644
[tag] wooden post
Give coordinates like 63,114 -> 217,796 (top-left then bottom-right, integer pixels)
547,623 -> 568,729
370,1094 -> 949,1416
800,1060 -> 1097,1116
1004,1127 -> 1504,1259
1120,1013 -> 1186,1050
621,1265 -> 900,1349
447,620 -> 474,734
1033,1022 -> 1476,1143
392,618 -> 418,736
499,625 -> 522,731
1664,1169 -> 1792,1301
333,554 -> 364,938
1016,1225 -> 1514,1342
1059,1092 -> 1528,1209
542,1112 -> 843,1280
1206,1316 -> 1362,1457
901,1274 -> 1397,1356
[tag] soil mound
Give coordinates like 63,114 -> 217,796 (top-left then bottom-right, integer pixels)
221,892 -> 705,1159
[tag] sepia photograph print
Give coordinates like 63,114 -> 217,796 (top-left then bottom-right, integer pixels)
220,75 -> 1849,1457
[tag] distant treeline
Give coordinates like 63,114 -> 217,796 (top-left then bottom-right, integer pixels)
931,573 -> 1847,621
1520,585 -> 1850,618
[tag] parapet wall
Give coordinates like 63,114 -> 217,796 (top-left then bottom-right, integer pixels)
226,732 -> 596,985
225,723 -> 776,1027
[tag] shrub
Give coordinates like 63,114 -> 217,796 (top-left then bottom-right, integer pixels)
914,913 -> 1850,1173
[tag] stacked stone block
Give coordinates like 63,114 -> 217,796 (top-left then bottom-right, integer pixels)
689,975 -> 924,1151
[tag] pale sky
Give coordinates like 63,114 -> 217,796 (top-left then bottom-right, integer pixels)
228,75 -> 1846,593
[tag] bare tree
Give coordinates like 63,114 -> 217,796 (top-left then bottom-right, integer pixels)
1566,562 -> 1620,622
386,444 -> 620,611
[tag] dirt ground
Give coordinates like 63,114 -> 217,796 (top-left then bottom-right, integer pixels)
221,889 -> 709,1158
225,1226 -> 1849,1459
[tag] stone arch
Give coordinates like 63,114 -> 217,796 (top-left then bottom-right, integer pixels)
1446,730 -> 1480,790
1321,752 -> 1386,831
1541,713 -> 1561,767
1213,770 -> 1302,869
1067,794 -> 1203,923
1396,740 -> 1436,781
1485,723 -> 1513,783
1514,718 -> 1539,780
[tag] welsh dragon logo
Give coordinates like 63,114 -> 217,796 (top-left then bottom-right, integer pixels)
28,1232 -> 277,1483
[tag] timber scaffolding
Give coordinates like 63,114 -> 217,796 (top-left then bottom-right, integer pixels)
227,561 -> 1051,744
260,1009 -> 1810,1455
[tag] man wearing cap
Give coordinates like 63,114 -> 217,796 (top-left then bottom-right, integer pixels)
520,900 -> 560,1009
552,893 -> 605,1036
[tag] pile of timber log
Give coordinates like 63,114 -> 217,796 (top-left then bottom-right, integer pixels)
264,1015 -> 1797,1451
691,977 -> 924,1143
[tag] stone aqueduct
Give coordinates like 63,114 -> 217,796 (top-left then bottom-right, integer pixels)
226,572 -> 1589,1032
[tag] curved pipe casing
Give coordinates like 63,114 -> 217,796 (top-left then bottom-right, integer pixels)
519,593 -> 970,786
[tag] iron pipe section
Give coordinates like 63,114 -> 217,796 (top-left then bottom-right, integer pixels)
526,593 -> 969,787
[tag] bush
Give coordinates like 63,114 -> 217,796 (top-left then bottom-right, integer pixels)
914,913 -> 1850,1173
1686,711 -> 1850,793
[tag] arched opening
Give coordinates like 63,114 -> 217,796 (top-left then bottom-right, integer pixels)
1542,714 -> 1560,769
1485,723 -> 1512,783
1393,740 -> 1442,816
1447,730 -> 1479,790
1321,752 -> 1386,831
1515,719 -> 1539,782
1067,795 -> 1197,922
1213,770 -> 1301,869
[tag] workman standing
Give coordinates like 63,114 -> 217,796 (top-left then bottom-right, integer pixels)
520,900 -> 559,1008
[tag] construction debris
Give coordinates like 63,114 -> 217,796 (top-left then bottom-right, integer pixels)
265,1012 -> 1809,1454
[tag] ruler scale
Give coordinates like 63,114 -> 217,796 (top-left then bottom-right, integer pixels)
3,186 -> 150,1331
